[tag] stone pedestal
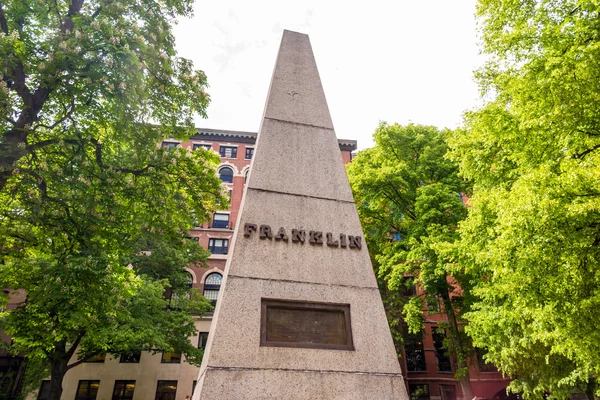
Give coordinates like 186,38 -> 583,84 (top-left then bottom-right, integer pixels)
193,30 -> 408,400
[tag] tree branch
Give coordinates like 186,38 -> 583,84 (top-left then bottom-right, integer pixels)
0,4 -> 9,34
573,144 -> 600,160
32,98 -> 76,132
66,353 -> 94,371
66,332 -> 85,360
577,129 -> 600,137
62,0 -> 85,33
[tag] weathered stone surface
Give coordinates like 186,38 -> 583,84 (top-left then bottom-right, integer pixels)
262,30 -> 334,130
248,118 -> 354,201
200,276 -> 399,373
193,29 -> 407,400
197,368 -> 406,400
228,189 -> 377,288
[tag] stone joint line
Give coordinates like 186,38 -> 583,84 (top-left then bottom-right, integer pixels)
205,366 -> 404,378
226,274 -> 380,291
264,116 -> 335,131
247,186 -> 356,204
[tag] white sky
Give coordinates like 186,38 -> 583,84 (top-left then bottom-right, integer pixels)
174,0 -> 485,149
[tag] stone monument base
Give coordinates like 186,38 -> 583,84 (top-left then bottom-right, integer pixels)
197,369 -> 406,399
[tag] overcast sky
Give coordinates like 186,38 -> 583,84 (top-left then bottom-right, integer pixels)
173,0 -> 484,149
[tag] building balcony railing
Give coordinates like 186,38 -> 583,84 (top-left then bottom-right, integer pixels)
212,220 -> 231,229
208,246 -> 228,255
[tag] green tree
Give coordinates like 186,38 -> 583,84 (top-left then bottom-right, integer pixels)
0,138 -> 227,400
0,0 -> 208,190
348,123 -> 474,398
447,1 -> 600,398
0,1 -> 228,399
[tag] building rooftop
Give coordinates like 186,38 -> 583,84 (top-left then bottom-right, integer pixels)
192,128 -> 357,151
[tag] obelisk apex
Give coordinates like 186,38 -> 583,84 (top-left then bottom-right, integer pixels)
262,30 -> 334,129
249,30 -> 354,202
193,30 -> 408,400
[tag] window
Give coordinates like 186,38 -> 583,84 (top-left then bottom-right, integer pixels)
244,169 -> 249,184
161,142 -> 179,150
119,351 -> 141,363
203,273 -> 222,305
84,354 -> 105,363
193,143 -> 212,151
440,385 -> 457,400
0,369 -> 16,396
212,213 -> 230,229
161,352 -> 182,364
75,380 -> 100,400
37,380 -> 51,400
198,332 -> 209,349
427,295 -> 441,312
409,384 -> 430,400
476,348 -> 498,372
405,332 -> 427,372
192,380 -> 197,394
170,272 -> 193,308
208,238 -> 228,255
433,330 -> 452,372
403,276 -> 417,297
219,146 -> 237,158
112,381 -> 135,400
155,381 -> 177,400
245,147 -> 254,159
219,167 -> 233,183
184,272 -> 193,289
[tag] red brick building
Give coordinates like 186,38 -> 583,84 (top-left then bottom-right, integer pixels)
401,307 -> 511,400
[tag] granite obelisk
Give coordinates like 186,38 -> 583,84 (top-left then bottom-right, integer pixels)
193,30 -> 408,400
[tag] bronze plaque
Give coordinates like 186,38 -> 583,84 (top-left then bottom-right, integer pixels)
260,299 -> 354,350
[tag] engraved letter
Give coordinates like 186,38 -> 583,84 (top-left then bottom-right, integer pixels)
348,235 -> 362,250
326,232 -> 339,247
309,231 -> 323,245
340,234 -> 347,248
274,227 -> 289,242
292,229 -> 306,243
244,223 -> 257,238
259,225 -> 273,240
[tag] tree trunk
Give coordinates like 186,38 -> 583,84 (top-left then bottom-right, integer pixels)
586,377 -> 597,400
441,290 -> 474,400
48,345 -> 70,400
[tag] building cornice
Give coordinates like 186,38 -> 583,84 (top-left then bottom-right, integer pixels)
192,128 -> 357,151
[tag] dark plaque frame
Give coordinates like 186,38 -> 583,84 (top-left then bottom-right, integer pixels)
260,298 -> 354,351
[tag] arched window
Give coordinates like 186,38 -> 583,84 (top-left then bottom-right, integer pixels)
244,169 -> 249,184
170,272 -> 193,308
203,273 -> 222,306
219,167 -> 233,183
184,272 -> 193,289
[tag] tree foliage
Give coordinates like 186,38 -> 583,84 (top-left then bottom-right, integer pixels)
0,1 -> 228,399
0,0 -> 209,189
448,1 -> 600,398
347,123 -> 474,394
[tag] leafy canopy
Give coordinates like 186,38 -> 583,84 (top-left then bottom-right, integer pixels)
448,1 -> 600,398
347,123 -> 473,381
0,0 -> 228,398
0,0 -> 209,189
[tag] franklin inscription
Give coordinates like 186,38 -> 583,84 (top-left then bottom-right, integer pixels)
244,223 -> 362,250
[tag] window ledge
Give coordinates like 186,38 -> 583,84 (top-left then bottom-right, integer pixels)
208,254 -> 229,260
190,227 -> 234,232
